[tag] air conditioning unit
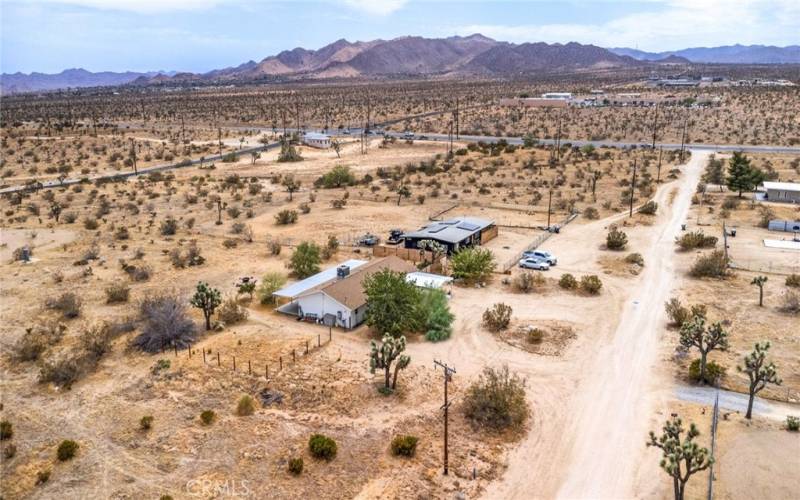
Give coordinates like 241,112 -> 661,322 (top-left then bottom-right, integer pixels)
336,265 -> 350,279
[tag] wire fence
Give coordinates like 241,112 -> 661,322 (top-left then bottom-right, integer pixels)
498,212 -> 580,273
161,328 -> 334,383
728,259 -> 800,276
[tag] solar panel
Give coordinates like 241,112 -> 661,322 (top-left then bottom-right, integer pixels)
440,220 -> 459,225
427,226 -> 447,233
457,222 -> 480,231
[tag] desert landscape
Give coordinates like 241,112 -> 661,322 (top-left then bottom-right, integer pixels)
2,2 -> 799,499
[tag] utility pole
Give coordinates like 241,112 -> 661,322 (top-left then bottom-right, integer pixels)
656,146 -> 663,183
651,102 -> 659,149
629,159 -> 638,217
448,121 -> 453,154
555,113 -> 563,164
679,114 -> 688,163
217,128 -> 223,157
547,188 -> 553,228
454,97 -> 460,139
129,138 -> 137,174
434,360 -> 456,476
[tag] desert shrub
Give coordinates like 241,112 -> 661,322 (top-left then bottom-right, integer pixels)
222,238 -> 238,249
559,273 -> 577,289
0,420 -> 12,440
36,470 -> 50,485
83,217 -> 99,230
151,359 -> 171,375
274,209 -> 298,225
231,221 -> 246,234
778,291 -> 800,315
583,206 -> 599,220
120,260 -> 152,281
308,434 -> 337,460
200,410 -> 216,425
606,226 -> 628,250
638,200 -> 658,215
236,395 -> 256,416
625,252 -> 644,266
63,212 -> 78,223
134,293 -> 197,352
689,359 -> 727,385
483,303 -> 512,331
786,274 -> 800,288
665,298 -> 690,327
217,297 -> 249,325
277,143 -> 302,162
267,239 -> 282,256
390,435 -> 419,457
169,241 -> 205,268
289,242 -> 321,278
139,416 -> 154,431
787,416 -> 800,432
299,202 -> 311,214
526,328 -> 545,344
160,217 -> 178,236
331,198 -> 347,209
105,283 -> 130,303
288,457 -> 304,475
38,352 -> 86,387
3,443 -> 16,459
14,321 -> 66,361
317,165 -> 356,188
463,365 -> 527,431
512,271 -> 545,293
721,197 -> 740,210
45,292 -> 82,319
451,247 -> 496,284
676,231 -> 718,251
57,439 -> 79,461
580,275 -> 603,295
689,250 -> 729,278
114,226 -> 130,240
79,322 -> 114,358
257,272 -> 288,305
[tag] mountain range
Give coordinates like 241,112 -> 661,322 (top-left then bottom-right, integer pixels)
3,37 -> 799,94
609,44 -> 800,64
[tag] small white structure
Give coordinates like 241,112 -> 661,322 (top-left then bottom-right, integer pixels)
541,92 -> 572,100
303,132 -> 331,149
761,181 -> 800,203
405,271 -> 454,291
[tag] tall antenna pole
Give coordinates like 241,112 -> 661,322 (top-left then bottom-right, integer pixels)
434,360 -> 456,476
651,102 -> 659,149
679,114 -> 688,163
629,158 -> 638,217
455,97 -> 460,139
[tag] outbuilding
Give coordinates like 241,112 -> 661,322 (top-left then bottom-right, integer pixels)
402,217 -> 496,255
761,181 -> 800,203
303,132 -> 331,149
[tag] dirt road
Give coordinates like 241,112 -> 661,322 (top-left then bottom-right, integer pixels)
472,150 -> 709,499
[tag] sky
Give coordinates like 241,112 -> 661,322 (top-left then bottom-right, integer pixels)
2,0 -> 799,74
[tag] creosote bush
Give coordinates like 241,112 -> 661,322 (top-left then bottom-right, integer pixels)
778,290 -> 800,315
14,321 -> 66,361
638,200 -> 658,215
134,293 -> 197,353
606,225 -> 628,250
787,416 -> 800,432
105,283 -> 130,304
57,439 -> 79,461
308,434 -> 337,460
580,275 -> 603,295
139,416 -> 154,431
390,435 -> 419,457
512,271 -> 545,293
0,420 -> 12,440
45,292 -> 82,319
463,365 -> 527,431
200,410 -> 216,425
786,274 -> 800,288
217,297 -> 249,325
236,395 -> 256,416
689,250 -> 729,278
274,209 -> 298,225
676,231 -> 718,251
288,457 -> 304,475
559,273 -> 577,289
689,359 -> 726,385
482,303 -> 512,331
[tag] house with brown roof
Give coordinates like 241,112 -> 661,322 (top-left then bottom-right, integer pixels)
274,256 -> 416,329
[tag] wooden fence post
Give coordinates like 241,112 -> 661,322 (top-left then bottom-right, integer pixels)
217,352 -> 221,367
292,349 -> 296,363
305,340 -> 309,354
279,356 -> 282,371
248,360 -> 251,375
265,364 -> 269,380
233,356 -> 236,372
174,344 -> 178,357
318,334 -> 321,347
203,350 -> 206,364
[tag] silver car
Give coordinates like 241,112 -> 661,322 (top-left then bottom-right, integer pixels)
519,257 -> 550,270
522,250 -> 557,266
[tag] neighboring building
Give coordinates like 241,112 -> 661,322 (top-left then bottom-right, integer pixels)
499,97 -> 568,108
541,92 -> 572,99
303,132 -> 331,149
405,271 -> 453,293
402,217 -> 496,255
762,182 -> 800,203
767,220 -> 800,233
273,256 -> 415,329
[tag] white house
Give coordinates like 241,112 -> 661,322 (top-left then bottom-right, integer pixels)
273,256 -> 415,329
761,181 -> 800,204
303,132 -> 331,149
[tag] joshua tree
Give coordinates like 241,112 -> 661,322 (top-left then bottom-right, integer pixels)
49,202 -> 62,223
250,151 -> 260,165
190,281 -> 222,331
738,342 -> 781,419
417,239 -> 447,269
679,315 -> 729,384
369,333 -> 411,391
647,415 -> 713,500
282,174 -> 301,201
396,185 -> 411,206
331,139 -> 341,159
750,275 -> 767,306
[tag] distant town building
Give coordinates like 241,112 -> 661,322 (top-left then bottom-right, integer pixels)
303,132 -> 331,149
541,92 -> 573,100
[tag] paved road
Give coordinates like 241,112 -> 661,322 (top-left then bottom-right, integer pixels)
0,142 -> 280,195
675,384 -> 799,420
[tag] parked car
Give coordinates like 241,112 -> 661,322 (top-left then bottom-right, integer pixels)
357,233 -> 379,246
522,250 -> 557,265
403,131 -> 415,139
519,258 -> 550,270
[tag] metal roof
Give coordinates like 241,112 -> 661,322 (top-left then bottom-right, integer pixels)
273,259 -> 367,298
402,217 -> 494,244
405,272 -> 454,289
763,181 -> 800,192
304,132 -> 330,141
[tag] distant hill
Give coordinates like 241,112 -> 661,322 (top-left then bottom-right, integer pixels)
609,44 -> 800,64
0,68 -> 175,94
